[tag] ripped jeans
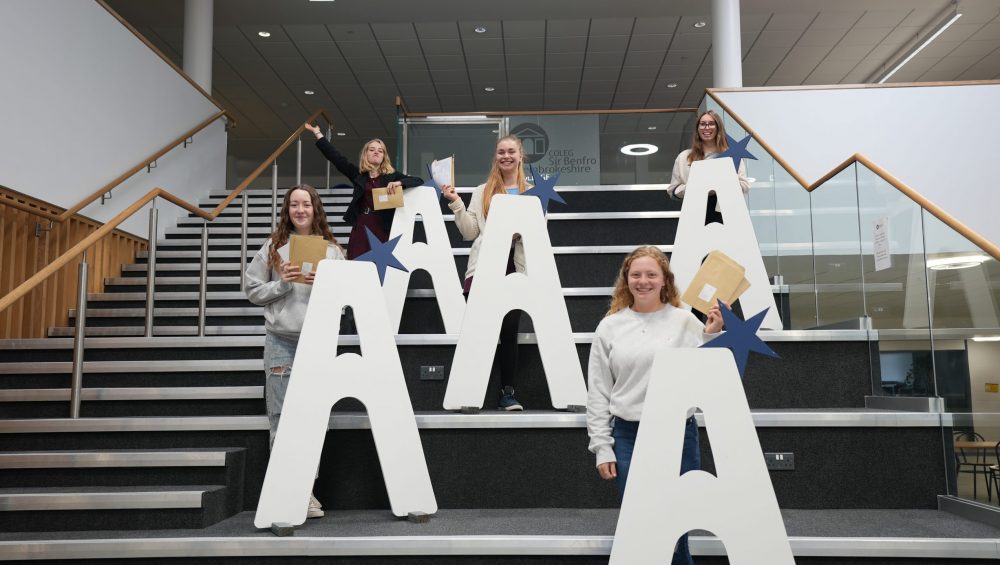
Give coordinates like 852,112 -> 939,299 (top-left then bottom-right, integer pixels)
263,331 -> 299,450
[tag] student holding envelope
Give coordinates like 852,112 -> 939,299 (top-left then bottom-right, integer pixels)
304,124 -> 423,259
587,246 -> 725,565
441,135 -> 531,411
245,184 -> 345,519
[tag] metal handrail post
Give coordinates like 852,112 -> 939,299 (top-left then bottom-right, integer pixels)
240,192 -> 248,292
296,137 -> 302,186
144,207 -> 158,337
271,161 -> 279,232
325,126 -> 332,190
198,221 -> 209,337
70,251 -> 88,418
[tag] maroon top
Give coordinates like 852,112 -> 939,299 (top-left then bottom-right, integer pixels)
346,175 -> 389,259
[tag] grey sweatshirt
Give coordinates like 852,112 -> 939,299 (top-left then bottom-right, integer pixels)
244,239 -> 345,338
586,304 -> 712,467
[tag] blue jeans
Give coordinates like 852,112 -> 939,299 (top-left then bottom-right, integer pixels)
263,331 -> 298,450
612,416 -> 700,565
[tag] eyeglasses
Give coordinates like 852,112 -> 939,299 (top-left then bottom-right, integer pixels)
698,122 -> 717,128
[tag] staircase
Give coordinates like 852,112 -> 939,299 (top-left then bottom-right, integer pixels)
1,184 -> 998,562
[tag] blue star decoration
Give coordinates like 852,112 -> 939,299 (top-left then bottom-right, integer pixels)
700,300 -> 780,378
354,227 -> 408,285
717,133 -> 758,172
424,162 -> 443,199
522,164 -> 567,213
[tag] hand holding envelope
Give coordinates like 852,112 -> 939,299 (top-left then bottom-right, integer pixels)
680,250 -> 750,314
288,235 -> 330,284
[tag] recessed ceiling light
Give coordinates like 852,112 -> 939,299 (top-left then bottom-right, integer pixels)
647,126 -> 657,130
972,336 -> 1000,342
621,143 -> 658,156
474,26 -> 487,34
693,21 -> 707,28
484,86 -> 495,92
666,83 -> 678,88
257,31 -> 271,38
336,132 -> 346,137
303,90 -> 315,95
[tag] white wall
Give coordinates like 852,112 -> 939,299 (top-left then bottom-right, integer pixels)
0,0 -> 226,238
714,84 -> 1000,254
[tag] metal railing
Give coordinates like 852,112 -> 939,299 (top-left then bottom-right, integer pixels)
0,109 -> 336,417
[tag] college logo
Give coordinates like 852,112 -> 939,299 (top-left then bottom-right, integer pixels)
511,123 -> 548,164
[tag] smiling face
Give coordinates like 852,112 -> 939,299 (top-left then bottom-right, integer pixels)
365,141 -> 386,167
697,113 -> 718,143
495,139 -> 521,175
627,255 -> 666,308
287,188 -> 315,235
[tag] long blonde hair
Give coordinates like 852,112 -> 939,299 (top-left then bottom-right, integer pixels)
358,138 -> 396,175
482,135 -> 528,218
606,246 -> 680,316
687,110 -> 730,164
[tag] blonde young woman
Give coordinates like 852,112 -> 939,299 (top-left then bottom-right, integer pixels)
587,246 -> 724,565
304,124 -> 423,259
441,135 -> 530,410
245,184 -> 345,519
667,109 -> 750,225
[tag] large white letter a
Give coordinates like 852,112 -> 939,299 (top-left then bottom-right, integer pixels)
254,260 -> 437,528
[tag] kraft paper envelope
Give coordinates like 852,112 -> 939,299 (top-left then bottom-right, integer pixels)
289,234 -> 329,283
430,156 -> 455,188
681,249 -> 749,313
372,186 -> 404,210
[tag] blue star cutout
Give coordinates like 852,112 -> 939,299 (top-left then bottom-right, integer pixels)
424,162 -> 443,199
717,133 -> 758,172
354,227 -> 408,285
700,300 -> 780,378
522,164 -> 567,213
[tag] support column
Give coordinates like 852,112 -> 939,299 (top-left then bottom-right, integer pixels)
183,0 -> 213,92
712,0 -> 743,88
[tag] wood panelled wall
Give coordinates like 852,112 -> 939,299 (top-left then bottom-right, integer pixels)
0,188 -> 146,339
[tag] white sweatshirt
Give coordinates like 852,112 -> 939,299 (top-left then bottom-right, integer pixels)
447,184 -> 526,280
586,304 -> 711,466
667,149 -> 750,210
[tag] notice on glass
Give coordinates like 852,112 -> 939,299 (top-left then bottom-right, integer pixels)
873,216 -> 892,272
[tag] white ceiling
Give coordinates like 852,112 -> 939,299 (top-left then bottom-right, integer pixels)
108,0 -> 1000,146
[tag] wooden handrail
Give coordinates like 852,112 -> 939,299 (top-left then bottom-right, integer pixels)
57,110 -> 232,222
0,109 -> 335,314
704,87 -> 1000,262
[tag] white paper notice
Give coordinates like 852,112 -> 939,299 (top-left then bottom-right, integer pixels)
431,157 -> 454,187
378,194 -> 389,203
873,216 -> 892,272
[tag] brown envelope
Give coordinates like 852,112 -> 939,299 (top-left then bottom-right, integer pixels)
289,234 -> 329,283
680,250 -> 748,313
372,186 -> 404,210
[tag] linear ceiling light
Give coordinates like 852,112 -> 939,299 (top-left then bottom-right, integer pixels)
876,9 -> 962,83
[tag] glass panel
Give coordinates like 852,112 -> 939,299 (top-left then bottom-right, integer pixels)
808,164 -> 866,328
770,161 -> 816,330
405,122 -> 501,186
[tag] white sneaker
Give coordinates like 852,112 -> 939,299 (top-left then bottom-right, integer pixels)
307,493 -> 325,519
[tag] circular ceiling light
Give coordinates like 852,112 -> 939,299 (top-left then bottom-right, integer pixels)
621,143 -> 658,156
336,132 -> 346,136
303,90 -> 315,95
647,126 -> 657,130
258,31 -> 271,38
693,21 -> 707,28
666,83 -> 678,88
474,26 -> 487,34
927,254 -> 990,271
484,86 -> 495,92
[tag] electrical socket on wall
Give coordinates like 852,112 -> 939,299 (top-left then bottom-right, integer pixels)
420,365 -> 445,381
764,452 -> 795,471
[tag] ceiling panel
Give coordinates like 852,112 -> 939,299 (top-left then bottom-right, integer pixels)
283,24 -> 330,42
588,35 -> 630,52
547,52 -> 586,67
624,50 -> 666,67
628,34 -> 672,51
633,16 -> 680,35
467,54 -> 505,69
336,40 -> 379,58
547,36 -> 587,53
546,67 -> 582,81
370,22 -> 417,40
547,19 -> 590,37
506,37 -> 545,54
420,39 -> 462,56
377,40 -> 422,57
670,33 -> 713,51
344,56 -> 389,72
327,24 -> 374,41
415,22 -> 460,39
590,18 -> 635,36
295,41 -> 341,59
504,20 -> 545,38
586,52 -> 627,67
257,41 -> 300,59
459,20 -> 501,39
